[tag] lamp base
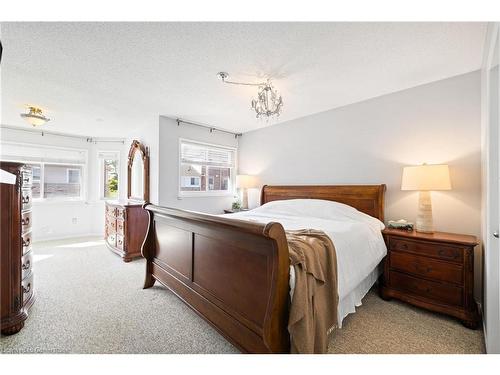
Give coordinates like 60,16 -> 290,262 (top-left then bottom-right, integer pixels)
416,191 -> 434,233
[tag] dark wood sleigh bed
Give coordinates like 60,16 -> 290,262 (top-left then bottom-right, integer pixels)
141,184 -> 386,353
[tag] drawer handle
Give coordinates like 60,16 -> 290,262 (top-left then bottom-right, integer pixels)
22,238 -> 31,248
22,260 -> 31,270
22,195 -> 31,204
399,243 -> 408,250
21,217 -> 30,226
23,283 -> 31,294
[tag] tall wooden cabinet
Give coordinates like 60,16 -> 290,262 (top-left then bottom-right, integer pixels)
1,162 -> 35,335
105,201 -> 149,262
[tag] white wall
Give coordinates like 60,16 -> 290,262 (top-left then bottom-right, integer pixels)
158,116 -> 238,213
239,71 -> 482,297
132,118 -> 160,205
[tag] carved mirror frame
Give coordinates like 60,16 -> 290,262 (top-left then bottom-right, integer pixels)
127,140 -> 150,203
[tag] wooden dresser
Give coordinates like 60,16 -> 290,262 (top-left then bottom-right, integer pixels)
105,200 -> 149,262
380,228 -> 480,328
1,162 -> 35,335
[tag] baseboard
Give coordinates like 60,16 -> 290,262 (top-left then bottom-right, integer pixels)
33,232 -> 103,243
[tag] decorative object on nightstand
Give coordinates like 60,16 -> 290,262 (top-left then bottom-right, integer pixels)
380,228 -> 480,329
236,174 -> 257,209
401,163 -> 451,233
388,219 -> 414,231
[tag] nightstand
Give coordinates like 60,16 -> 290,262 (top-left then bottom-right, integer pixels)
223,208 -> 248,214
380,228 -> 480,329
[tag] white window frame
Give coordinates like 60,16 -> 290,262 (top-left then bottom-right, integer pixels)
0,141 -> 88,203
178,138 -> 237,198
98,150 -> 121,201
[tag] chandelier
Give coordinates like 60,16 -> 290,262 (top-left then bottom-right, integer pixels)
217,72 -> 283,119
20,106 -> 50,127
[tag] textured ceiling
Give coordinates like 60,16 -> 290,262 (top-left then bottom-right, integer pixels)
0,22 -> 487,137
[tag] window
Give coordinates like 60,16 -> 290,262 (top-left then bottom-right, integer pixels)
24,163 -> 84,199
67,168 -> 81,184
179,139 -> 236,196
43,164 -> 83,199
0,142 -> 87,201
30,164 -> 41,199
98,151 -> 119,199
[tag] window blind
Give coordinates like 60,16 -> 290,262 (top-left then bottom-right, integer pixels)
180,140 -> 235,168
0,142 -> 87,164
98,151 -> 120,160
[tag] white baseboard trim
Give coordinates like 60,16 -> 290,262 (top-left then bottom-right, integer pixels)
33,232 -> 103,243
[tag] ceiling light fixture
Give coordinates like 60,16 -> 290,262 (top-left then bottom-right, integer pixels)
20,106 -> 50,127
217,72 -> 283,119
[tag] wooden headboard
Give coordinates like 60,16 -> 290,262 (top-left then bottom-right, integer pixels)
260,184 -> 386,222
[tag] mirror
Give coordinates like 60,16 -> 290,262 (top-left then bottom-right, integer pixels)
127,140 -> 150,202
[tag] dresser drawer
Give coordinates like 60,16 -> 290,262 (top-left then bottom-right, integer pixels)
22,273 -> 34,306
389,237 -> 463,263
390,251 -> 463,285
106,217 -> 117,233
21,189 -> 32,211
116,234 -> 124,250
116,219 -> 125,235
22,231 -> 32,255
21,251 -> 34,280
106,204 -> 117,218
116,207 -> 125,220
390,271 -> 463,307
21,169 -> 33,187
106,233 -> 116,247
21,210 -> 32,233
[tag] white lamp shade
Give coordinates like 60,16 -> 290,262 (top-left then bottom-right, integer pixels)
236,174 -> 257,189
401,164 -> 451,191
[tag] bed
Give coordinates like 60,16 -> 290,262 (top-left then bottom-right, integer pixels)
141,184 -> 387,353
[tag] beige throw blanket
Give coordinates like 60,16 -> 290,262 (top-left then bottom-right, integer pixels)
286,229 -> 339,354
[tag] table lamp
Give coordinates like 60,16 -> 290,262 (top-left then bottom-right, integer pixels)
401,164 -> 451,233
236,174 -> 257,209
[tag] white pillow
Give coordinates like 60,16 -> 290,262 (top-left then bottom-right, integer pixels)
254,199 -> 385,230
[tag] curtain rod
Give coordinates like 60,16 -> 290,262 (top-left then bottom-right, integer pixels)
0,125 -> 125,144
176,118 -> 242,138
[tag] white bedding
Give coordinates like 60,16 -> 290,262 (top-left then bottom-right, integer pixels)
225,199 -> 387,327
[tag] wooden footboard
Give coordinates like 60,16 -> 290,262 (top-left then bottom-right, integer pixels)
141,204 -> 291,353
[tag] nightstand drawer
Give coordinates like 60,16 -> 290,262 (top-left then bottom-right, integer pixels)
389,238 -> 463,263
390,251 -> 463,285
390,271 -> 463,306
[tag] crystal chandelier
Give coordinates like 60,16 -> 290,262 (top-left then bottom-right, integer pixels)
217,72 -> 283,119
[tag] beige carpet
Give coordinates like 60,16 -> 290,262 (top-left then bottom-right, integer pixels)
329,290 -> 485,354
0,236 -> 485,354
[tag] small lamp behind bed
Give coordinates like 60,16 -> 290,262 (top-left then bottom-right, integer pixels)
236,174 -> 257,209
401,164 -> 451,233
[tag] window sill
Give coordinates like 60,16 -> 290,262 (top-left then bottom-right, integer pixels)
178,192 -> 234,199
32,199 -> 87,206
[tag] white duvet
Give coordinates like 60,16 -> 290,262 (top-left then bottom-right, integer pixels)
225,199 -> 387,324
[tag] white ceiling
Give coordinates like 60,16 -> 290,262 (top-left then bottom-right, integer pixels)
0,22 -> 487,137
